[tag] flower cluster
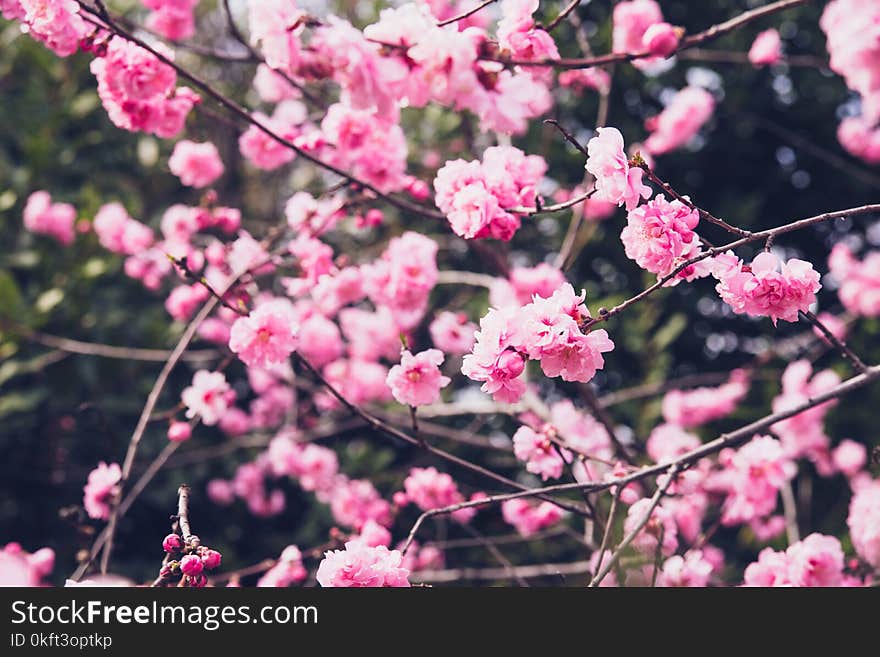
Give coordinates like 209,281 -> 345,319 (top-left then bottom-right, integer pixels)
316,541 -> 410,587
711,251 -> 821,324
434,146 -> 546,240
743,534 -> 846,587
141,0 -> 199,42
168,140 -> 225,188
158,532 -> 223,588
661,370 -> 750,428
620,194 -> 711,283
3,0 -> 88,57
463,283 -> 614,402
90,37 -> 199,138
501,499 -> 565,537
0,543 -> 54,586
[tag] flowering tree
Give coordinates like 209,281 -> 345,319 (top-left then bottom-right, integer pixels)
1,0 -> 879,587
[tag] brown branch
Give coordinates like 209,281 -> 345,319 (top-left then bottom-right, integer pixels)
799,310 -> 868,373
543,0 -> 583,32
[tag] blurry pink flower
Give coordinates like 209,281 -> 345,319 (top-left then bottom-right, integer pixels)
83,462 -> 122,520
168,140 -> 224,188
23,191 -> 76,245
181,370 -> 235,426
748,29 -> 782,66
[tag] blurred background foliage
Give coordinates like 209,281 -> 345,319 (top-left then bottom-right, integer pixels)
0,0 -> 878,585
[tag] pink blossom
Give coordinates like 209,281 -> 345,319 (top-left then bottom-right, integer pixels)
317,359 -> 391,410
229,299 -> 299,369
328,478 -> 392,530
248,0 -> 304,77
848,479 -> 880,568
143,0 -> 196,41
402,467 -> 466,513
217,406 -> 251,437
832,440 -> 867,478
711,251 -> 821,325
162,534 -> 182,553
501,499 -> 565,537
624,497 -> 678,557
828,243 -> 880,317
550,399 -> 614,464
355,519 -> 392,548
297,314 -> 342,368
621,194 -> 710,284
717,435 -> 794,526
22,190 -> 76,245
462,307 -> 528,403
180,554 -> 203,577
558,68 -> 611,95
512,425 -> 565,480
0,543 -> 55,586
17,0 -> 88,57
429,312 -> 477,355
316,541 -> 410,587
612,0 -> 664,69
644,87 -> 715,156
585,127 -> 652,210
312,268 -> 365,316
164,284 -> 210,322
661,370 -> 749,428
642,22 -> 680,58
257,546 -> 308,587
320,104 -> 409,193
168,140 -> 224,188
645,423 -> 701,464
93,202 -> 154,256
656,550 -> 714,587
786,534 -> 845,587
743,547 -> 792,586
362,231 -> 438,330
83,461 -> 122,520
90,37 -> 198,137
434,146 -> 546,240
836,116 -> 880,164
772,360 -> 840,467
181,370 -> 235,426
253,64 -> 299,104
387,349 -> 450,407
201,549 -> 222,570
285,192 -> 343,237
339,307 -> 399,362
749,29 -> 783,66
238,109 -> 300,171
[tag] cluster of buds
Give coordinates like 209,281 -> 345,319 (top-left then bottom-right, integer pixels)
156,532 -> 222,587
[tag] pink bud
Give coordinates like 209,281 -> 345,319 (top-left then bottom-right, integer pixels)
642,23 -> 680,58
407,179 -> 430,201
180,554 -> 204,576
167,421 -> 192,443
392,491 -> 409,506
162,533 -> 183,553
201,549 -> 222,570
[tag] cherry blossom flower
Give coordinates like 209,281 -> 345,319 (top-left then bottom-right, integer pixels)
22,190 -> 76,245
387,349 -> 451,407
229,299 -> 300,369
620,194 -> 710,284
429,312 -> 477,355
83,462 -> 122,520
585,127 -> 652,210
257,546 -> 308,587
828,243 -> 880,317
643,87 -> 715,156
661,370 -> 749,428
168,140 -> 224,188
848,479 -> 880,569
711,251 -> 821,325
501,499 -> 565,537
181,370 -> 235,426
